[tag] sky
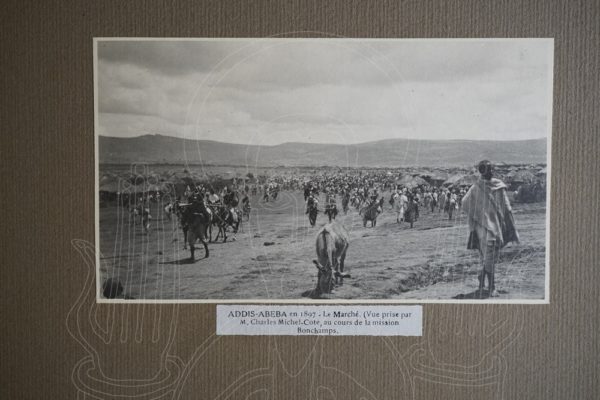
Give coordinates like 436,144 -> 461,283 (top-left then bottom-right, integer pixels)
96,39 -> 553,146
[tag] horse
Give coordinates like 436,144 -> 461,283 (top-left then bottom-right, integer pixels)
209,204 -> 241,242
180,203 -> 210,251
307,201 -> 319,227
324,203 -> 338,222
184,212 -> 210,261
359,202 -> 380,227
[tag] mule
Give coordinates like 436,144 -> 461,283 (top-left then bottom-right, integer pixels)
312,223 -> 350,295
209,205 -> 241,242
185,213 -> 210,261
324,204 -> 338,222
359,203 -> 380,227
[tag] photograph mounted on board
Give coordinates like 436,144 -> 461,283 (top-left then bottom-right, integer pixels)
95,38 -> 553,303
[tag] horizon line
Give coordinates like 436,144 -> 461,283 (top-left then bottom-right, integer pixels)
98,133 -> 548,147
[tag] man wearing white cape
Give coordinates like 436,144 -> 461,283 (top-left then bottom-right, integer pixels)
461,160 -> 519,297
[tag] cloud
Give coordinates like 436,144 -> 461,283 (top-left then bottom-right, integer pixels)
96,39 -> 553,144
97,40 -> 247,75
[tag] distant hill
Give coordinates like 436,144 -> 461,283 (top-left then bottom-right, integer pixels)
99,134 -> 547,167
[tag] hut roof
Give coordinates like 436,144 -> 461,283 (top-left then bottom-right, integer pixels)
430,172 -> 449,182
397,175 -> 428,188
443,174 -> 478,187
509,169 -> 536,183
443,174 -> 463,186
99,181 -> 121,193
455,174 -> 478,187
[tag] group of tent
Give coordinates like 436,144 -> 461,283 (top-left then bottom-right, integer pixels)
394,166 -> 545,191
394,172 -> 478,189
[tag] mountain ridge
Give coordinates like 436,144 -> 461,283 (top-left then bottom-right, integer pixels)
99,134 -> 547,167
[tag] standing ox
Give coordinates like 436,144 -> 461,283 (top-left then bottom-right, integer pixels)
312,223 -> 350,295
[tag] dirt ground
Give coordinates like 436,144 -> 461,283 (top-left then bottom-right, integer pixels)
98,191 -> 547,301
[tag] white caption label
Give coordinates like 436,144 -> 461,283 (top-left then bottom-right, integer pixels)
216,305 -> 422,336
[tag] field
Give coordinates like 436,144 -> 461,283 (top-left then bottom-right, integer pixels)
98,190 -> 547,301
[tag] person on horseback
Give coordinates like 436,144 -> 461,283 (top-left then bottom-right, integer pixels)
172,196 -> 182,217
223,186 -> 239,224
306,190 -> 319,226
183,193 -> 211,225
306,190 -> 318,213
304,184 -> 311,201
241,191 -> 250,208
369,192 -> 379,207
208,189 -> 220,205
324,189 -> 338,222
271,183 -> 279,200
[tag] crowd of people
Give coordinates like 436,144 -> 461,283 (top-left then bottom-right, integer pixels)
120,169 -> 476,236
296,161 -> 520,297
107,160 -> 525,298
296,171 -> 470,228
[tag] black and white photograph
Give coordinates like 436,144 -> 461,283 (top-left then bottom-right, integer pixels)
95,38 -> 553,303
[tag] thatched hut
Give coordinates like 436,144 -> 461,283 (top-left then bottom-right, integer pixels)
443,174 -> 464,187
507,169 -> 536,190
396,175 -> 428,189
429,172 -> 449,187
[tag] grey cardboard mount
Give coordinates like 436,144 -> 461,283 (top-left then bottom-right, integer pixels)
1,1 -> 599,399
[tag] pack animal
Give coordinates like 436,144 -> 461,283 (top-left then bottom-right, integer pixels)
312,223 -> 350,295
209,204 -> 241,242
359,202 -> 381,227
181,205 -> 210,261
